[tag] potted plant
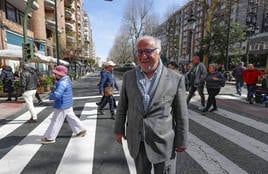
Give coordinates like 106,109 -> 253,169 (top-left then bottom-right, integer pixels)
14,80 -> 22,96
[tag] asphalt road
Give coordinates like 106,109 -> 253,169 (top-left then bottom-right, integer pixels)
0,72 -> 267,174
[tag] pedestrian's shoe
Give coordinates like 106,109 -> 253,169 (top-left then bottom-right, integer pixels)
41,138 -> 56,144
37,100 -> 43,105
75,130 -> 87,137
111,112 -> 115,120
209,108 -> 218,112
201,108 -> 208,112
97,108 -> 104,115
96,102 -> 100,106
15,96 -> 18,101
198,106 -> 205,110
27,118 -> 37,123
6,98 -> 11,101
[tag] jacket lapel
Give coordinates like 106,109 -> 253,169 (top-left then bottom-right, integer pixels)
148,67 -> 168,109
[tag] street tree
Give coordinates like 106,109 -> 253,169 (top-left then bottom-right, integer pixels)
122,0 -> 155,59
208,22 -> 246,65
108,26 -> 132,64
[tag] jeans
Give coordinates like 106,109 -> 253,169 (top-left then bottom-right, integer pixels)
236,79 -> 244,96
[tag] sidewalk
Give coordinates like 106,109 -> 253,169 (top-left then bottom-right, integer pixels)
0,92 -> 49,120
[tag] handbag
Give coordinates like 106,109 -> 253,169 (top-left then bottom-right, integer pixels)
104,86 -> 113,96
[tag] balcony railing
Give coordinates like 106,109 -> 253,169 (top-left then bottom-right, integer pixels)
44,0 -> 55,10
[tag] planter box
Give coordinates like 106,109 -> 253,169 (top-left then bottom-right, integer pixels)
0,90 -> 7,97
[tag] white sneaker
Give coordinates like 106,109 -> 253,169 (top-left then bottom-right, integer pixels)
41,138 -> 56,144
198,106 -> 205,110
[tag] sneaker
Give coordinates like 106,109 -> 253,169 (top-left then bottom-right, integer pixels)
201,108 -> 208,112
111,112 -> 115,120
27,118 -> 37,123
75,130 -> 87,137
37,100 -> 43,105
97,109 -> 104,115
209,108 -> 218,112
198,106 -> 205,110
41,138 -> 56,144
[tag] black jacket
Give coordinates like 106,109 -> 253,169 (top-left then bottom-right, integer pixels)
0,66 -> 15,92
20,67 -> 38,92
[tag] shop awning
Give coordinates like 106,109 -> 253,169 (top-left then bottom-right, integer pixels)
47,56 -> 70,66
0,49 -> 22,60
0,49 -> 69,65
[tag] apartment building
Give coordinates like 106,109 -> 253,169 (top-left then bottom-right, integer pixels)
156,0 -> 268,69
0,0 -> 94,73
155,0 -> 204,65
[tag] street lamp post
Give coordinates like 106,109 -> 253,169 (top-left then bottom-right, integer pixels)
188,15 -> 196,63
245,25 -> 258,65
54,0 -> 60,66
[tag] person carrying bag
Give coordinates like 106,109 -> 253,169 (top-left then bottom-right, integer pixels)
97,61 -> 119,119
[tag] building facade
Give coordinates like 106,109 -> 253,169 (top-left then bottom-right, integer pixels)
0,0 -> 95,73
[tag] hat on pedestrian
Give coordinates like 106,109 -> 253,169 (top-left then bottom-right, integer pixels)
53,65 -> 68,76
105,61 -> 116,67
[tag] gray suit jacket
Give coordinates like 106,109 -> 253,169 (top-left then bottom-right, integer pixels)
114,66 -> 188,163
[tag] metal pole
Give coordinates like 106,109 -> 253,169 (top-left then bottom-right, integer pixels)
246,36 -> 250,65
54,0 -> 60,65
23,0 -> 35,63
188,30 -> 192,63
23,0 -> 35,43
225,0 -> 231,71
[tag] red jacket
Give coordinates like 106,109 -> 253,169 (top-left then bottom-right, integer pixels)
243,69 -> 264,85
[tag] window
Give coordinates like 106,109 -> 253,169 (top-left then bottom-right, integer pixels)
6,3 -> 16,22
5,2 -> 24,25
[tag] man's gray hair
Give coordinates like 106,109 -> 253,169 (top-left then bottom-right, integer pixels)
209,63 -> 217,69
137,36 -> 162,52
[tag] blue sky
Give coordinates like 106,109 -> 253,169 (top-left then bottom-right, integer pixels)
84,0 -> 189,62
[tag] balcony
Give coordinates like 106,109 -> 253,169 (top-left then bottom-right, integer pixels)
44,0 -> 55,10
64,0 -> 74,8
65,9 -> 74,20
46,19 -> 56,30
66,35 -> 75,43
65,22 -> 75,31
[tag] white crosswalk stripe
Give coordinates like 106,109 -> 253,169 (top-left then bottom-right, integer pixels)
187,133 -> 248,174
0,99 -> 268,173
56,102 -> 97,174
0,107 -> 46,139
189,110 -> 268,162
0,112 -> 53,174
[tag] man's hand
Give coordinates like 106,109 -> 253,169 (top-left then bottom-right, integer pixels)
115,134 -> 126,144
176,146 -> 186,152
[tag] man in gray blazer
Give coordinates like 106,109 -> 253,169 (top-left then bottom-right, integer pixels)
114,36 -> 189,174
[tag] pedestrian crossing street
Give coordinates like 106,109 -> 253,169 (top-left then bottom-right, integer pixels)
0,96 -> 268,174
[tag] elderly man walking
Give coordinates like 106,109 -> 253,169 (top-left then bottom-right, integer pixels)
114,36 -> 188,174
186,56 -> 207,108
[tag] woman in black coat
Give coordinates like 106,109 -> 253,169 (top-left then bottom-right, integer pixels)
0,65 -> 17,101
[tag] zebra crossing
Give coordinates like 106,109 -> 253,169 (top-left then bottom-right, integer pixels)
0,96 -> 268,174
